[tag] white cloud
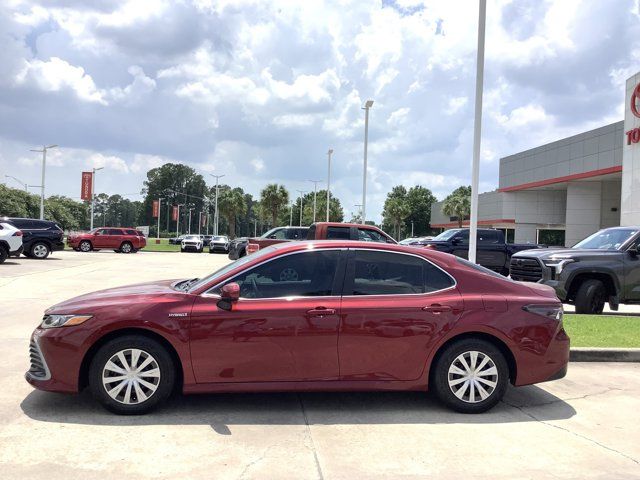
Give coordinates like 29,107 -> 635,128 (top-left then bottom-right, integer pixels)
87,153 -> 129,173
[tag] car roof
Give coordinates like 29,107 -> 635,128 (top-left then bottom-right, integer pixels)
311,222 -> 380,228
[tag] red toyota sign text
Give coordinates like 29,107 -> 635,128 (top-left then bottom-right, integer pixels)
81,172 -> 93,200
152,200 -> 159,218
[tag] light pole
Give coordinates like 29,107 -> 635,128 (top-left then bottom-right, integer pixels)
289,203 -> 293,226
469,0 -> 486,264
156,198 -> 163,240
89,166 -> 104,229
175,204 -> 183,238
308,180 -> 321,223
209,174 -> 225,236
188,207 -> 193,234
361,100 -> 373,224
30,145 -> 57,219
5,175 -> 28,192
296,190 -> 306,226
326,149 -> 333,221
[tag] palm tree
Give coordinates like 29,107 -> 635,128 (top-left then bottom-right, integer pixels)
442,187 -> 471,228
383,197 -> 410,239
219,188 -> 247,238
260,184 -> 289,227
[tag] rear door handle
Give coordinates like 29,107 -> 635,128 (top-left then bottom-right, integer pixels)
422,304 -> 453,313
306,308 -> 336,316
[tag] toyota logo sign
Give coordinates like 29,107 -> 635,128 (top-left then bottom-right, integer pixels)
631,83 -> 640,119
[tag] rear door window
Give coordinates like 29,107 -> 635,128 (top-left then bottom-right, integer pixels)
125,229 -> 137,235
326,226 -> 351,240
108,229 -> 123,235
478,231 -> 499,244
347,250 -> 454,295
357,228 -> 387,243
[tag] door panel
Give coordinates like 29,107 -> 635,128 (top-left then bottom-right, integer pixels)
338,249 -> 462,381
624,249 -> 640,301
190,296 -> 341,383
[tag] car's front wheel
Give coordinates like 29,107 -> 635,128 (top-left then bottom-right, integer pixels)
88,335 -> 175,415
431,338 -> 508,413
574,279 -> 606,314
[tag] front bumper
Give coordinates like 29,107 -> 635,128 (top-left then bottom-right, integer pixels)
182,244 -> 202,251
210,243 -> 228,251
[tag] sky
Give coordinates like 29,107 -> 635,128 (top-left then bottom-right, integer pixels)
1,0 -> 639,222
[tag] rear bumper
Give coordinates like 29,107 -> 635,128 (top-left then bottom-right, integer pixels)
10,245 -> 24,256
51,240 -> 65,252
514,326 -> 570,386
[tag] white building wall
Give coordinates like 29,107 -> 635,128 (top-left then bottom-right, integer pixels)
565,182 -> 602,247
622,73 -> 640,226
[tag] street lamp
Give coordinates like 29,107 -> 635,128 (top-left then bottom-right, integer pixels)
361,100 -> 373,224
296,190 -> 306,227
5,175 -> 28,192
209,174 -> 225,236
188,207 -> 194,234
289,202 -> 293,226
326,149 -> 333,221
30,144 -> 57,219
308,180 -> 322,223
89,166 -> 104,230
354,203 -> 363,221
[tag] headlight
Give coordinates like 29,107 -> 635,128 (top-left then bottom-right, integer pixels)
40,314 -> 93,329
522,304 -> 563,321
543,258 -> 574,275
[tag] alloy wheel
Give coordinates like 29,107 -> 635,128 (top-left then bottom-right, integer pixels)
32,243 -> 49,258
101,348 -> 161,405
80,241 -> 91,252
121,243 -> 132,253
447,351 -> 498,403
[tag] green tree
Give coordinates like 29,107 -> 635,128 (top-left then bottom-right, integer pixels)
382,197 -> 410,239
260,184 -> 289,228
219,187 -> 247,238
405,186 -> 437,236
291,189 -> 344,226
442,186 -> 471,228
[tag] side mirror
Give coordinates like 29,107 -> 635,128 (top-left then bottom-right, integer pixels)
217,282 -> 240,311
630,244 -> 639,256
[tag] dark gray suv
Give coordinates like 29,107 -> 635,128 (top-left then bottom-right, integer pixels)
510,227 -> 640,314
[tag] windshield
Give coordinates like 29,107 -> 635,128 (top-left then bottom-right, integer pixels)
184,235 -> 200,240
213,236 -> 226,241
573,229 -> 638,250
185,246 -> 278,292
260,228 -> 279,238
433,229 -> 461,241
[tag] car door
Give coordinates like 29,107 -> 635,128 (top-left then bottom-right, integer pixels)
93,228 -> 108,248
624,239 -> 640,301
476,231 -> 506,271
338,249 -> 463,381
451,230 -> 470,258
189,249 -> 346,383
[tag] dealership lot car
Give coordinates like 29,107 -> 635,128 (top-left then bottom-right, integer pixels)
26,241 -> 569,415
181,235 -> 203,252
209,235 -> 230,253
68,227 -> 146,253
0,221 -> 23,263
2,217 -> 64,259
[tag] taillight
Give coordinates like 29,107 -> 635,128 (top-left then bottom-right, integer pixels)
522,304 -> 563,322
246,243 -> 260,254
13,230 -> 23,237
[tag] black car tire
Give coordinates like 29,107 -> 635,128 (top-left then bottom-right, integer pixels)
89,335 -> 175,415
575,279 -> 606,314
0,246 -> 8,264
180,247 -> 185,253
431,338 -> 508,414
30,241 -> 51,259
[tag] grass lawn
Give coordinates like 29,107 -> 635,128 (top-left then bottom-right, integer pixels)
144,239 -> 181,252
563,314 -> 640,348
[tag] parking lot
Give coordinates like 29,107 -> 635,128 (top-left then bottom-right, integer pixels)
0,250 -> 639,479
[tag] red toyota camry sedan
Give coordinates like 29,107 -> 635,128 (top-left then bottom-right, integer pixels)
26,241 -> 569,415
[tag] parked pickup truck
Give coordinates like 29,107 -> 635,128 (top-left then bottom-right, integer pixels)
510,226 -> 640,314
423,228 -> 544,275
228,226 -> 309,259
231,222 -> 397,258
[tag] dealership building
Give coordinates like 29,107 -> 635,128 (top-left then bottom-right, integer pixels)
430,73 -> 640,247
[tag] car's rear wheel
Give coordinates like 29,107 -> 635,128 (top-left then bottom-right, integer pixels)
575,279 -> 606,314
31,242 -> 50,259
89,335 -> 175,415
432,338 -> 508,413
120,242 -> 133,254
79,240 -> 92,252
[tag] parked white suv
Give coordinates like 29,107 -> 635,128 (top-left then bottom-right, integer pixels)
0,222 -> 24,263
180,235 -> 203,253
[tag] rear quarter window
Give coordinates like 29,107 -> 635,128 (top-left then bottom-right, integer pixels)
326,226 -> 351,240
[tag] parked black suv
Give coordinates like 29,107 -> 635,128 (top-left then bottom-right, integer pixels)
1,217 -> 65,259
510,227 -> 640,314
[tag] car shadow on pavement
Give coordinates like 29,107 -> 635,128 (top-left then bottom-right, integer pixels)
20,384 -> 575,434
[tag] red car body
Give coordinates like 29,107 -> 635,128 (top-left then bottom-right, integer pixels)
68,227 -> 146,252
26,241 -> 569,406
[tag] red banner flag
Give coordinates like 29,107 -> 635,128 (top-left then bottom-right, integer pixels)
172,206 -> 178,221
201,213 -> 207,226
152,200 -> 159,218
81,172 -> 93,200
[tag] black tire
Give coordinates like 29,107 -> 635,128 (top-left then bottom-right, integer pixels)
30,241 -> 51,259
120,242 -> 133,254
79,240 -> 92,252
0,246 -> 7,264
431,338 -> 509,414
113,250 -> 120,253
180,247 -> 185,253
575,279 -> 606,314
88,335 -> 175,415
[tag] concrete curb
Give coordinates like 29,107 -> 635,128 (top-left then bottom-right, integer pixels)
570,348 -> 640,362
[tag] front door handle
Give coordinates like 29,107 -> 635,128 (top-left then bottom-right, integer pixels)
306,308 -> 336,316
422,304 -> 453,313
